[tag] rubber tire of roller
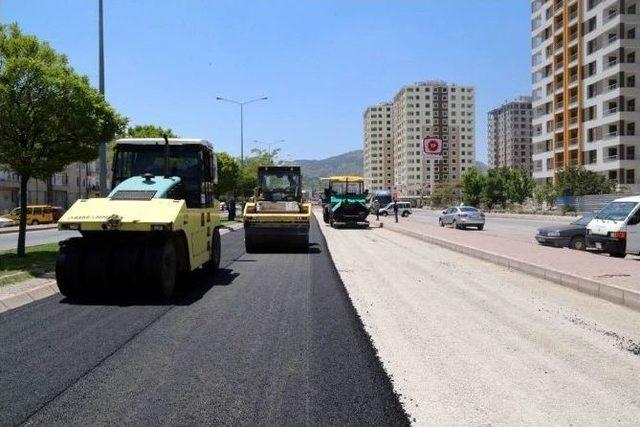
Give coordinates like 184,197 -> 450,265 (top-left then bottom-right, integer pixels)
83,241 -> 113,294
56,238 -> 84,298
112,241 -> 142,292
204,227 -> 221,272
143,238 -> 177,299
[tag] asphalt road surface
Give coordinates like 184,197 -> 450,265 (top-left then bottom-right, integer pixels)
0,223 -> 408,426
412,209 -> 573,243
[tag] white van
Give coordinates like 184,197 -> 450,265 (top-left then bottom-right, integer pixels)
586,195 -> 640,258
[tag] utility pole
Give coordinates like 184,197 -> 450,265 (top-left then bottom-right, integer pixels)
98,0 -> 108,196
216,96 -> 268,166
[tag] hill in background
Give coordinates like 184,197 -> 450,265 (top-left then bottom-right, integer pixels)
286,149 -> 363,191
287,149 -> 486,191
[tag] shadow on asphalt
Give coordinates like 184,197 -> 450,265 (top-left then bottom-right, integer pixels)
59,268 -> 239,307
246,242 -> 322,254
329,224 -> 372,230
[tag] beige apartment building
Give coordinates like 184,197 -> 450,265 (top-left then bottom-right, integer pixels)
363,102 -> 394,191
0,162 -> 99,213
531,0 -> 640,191
488,96 -> 534,174
391,81 -> 476,196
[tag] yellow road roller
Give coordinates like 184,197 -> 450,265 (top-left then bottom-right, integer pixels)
56,137 -> 222,299
242,166 -> 311,252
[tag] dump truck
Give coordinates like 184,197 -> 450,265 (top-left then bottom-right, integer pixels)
243,166 -> 311,252
55,137 -> 222,299
321,176 -> 369,227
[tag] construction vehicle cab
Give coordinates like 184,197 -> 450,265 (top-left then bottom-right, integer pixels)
56,138 -> 222,299
321,176 -> 369,227
243,166 -> 311,252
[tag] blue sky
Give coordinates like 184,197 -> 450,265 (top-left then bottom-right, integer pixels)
1,0 -> 530,162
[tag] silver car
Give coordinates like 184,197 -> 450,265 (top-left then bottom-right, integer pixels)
439,206 -> 485,230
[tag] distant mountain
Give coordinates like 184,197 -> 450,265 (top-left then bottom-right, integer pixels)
286,149 -> 363,191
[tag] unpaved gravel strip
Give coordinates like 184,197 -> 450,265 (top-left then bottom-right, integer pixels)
315,212 -> 640,426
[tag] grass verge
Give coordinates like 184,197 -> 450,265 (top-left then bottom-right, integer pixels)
0,243 -> 59,287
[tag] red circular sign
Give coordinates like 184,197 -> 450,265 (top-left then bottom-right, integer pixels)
428,140 -> 439,151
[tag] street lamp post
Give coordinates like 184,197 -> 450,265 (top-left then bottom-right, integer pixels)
216,96 -> 268,166
98,0 -> 107,196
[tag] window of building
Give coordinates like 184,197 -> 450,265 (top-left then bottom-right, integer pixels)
627,169 -> 635,184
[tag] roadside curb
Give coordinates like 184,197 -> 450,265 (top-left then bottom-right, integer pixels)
0,281 -> 58,314
0,224 -> 58,235
0,222 -> 244,314
383,223 -> 640,312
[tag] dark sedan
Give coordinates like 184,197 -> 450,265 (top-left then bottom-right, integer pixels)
535,213 -> 595,250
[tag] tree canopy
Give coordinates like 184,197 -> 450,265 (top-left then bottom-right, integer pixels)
124,124 -> 178,139
461,167 -> 485,207
215,152 -> 240,198
460,166 -> 535,209
0,24 -> 126,255
554,166 -> 616,196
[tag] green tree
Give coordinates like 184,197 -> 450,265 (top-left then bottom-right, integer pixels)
504,168 -> 535,204
533,182 -> 557,208
125,124 -> 178,138
430,183 -> 457,207
482,168 -> 508,209
0,24 -> 126,256
461,167 -> 486,207
238,148 -> 280,198
215,152 -> 240,198
554,166 -> 616,196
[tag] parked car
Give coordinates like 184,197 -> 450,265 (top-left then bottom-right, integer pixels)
439,206 -> 485,230
3,205 -> 57,225
0,217 -> 16,228
379,202 -> 412,217
586,195 -> 640,258
535,212 -> 596,250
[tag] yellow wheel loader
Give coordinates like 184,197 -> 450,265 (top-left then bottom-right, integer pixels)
55,137 -> 222,299
242,166 -> 311,252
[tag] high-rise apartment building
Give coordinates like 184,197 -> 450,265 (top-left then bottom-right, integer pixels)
488,96 -> 534,173
363,102 -> 394,191
391,81 -> 476,196
531,0 -> 640,191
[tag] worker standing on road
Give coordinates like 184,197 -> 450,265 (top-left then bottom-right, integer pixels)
373,198 -> 380,221
228,199 -> 236,221
393,201 -> 399,223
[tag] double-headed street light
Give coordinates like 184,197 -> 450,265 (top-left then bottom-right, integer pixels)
216,96 -> 268,166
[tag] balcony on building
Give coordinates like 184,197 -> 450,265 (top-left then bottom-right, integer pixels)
603,6 -> 620,25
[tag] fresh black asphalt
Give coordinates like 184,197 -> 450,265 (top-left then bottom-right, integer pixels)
0,222 -> 409,426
